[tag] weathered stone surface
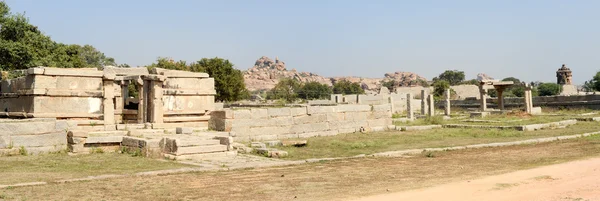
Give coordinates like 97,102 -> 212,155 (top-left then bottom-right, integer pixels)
250,109 -> 268,119
337,105 -> 371,112
267,107 -> 291,117
307,106 -> 336,114
255,148 -> 288,158
11,132 -> 66,147
326,112 -> 345,121
232,110 -> 252,119
344,112 -> 369,121
291,122 -> 329,134
176,127 -> 193,134
0,119 -> 57,135
85,136 -> 123,144
249,135 -> 278,141
293,114 -> 327,124
251,142 -> 266,149
531,107 -> 543,115
264,140 -> 282,147
290,107 -> 307,116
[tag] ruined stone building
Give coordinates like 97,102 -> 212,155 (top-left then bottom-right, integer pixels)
556,64 -> 573,85
0,66 -> 216,129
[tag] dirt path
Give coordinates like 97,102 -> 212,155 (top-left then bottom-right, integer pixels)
352,157 -> 600,201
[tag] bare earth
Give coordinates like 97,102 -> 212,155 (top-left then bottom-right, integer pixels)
352,157 -> 600,201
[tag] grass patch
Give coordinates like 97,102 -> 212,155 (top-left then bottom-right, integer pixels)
394,116 -> 445,126
276,121 -> 600,160
3,134 -> 600,201
0,152 -> 191,185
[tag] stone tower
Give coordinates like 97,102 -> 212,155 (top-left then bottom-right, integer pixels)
556,64 -> 572,85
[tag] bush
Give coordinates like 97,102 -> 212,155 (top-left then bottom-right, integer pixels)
432,80 -> 450,98
267,78 -> 301,103
537,83 -> 562,96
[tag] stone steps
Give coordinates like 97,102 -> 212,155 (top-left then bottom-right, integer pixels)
163,151 -> 237,160
169,145 -> 229,156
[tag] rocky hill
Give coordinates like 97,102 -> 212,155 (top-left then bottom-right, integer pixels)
243,56 -> 427,92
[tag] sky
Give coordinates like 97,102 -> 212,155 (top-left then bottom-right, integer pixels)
4,0 -> 600,84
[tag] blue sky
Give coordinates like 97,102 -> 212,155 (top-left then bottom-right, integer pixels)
5,0 -> 600,84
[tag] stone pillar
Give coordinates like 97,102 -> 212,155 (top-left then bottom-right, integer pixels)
356,94 -> 361,104
479,86 -> 487,111
421,90 -> 426,115
137,82 -> 145,124
427,94 -> 435,117
524,84 -> 533,114
102,77 -> 116,130
388,96 -> 395,114
497,88 -> 505,110
406,93 -> 414,120
444,89 -> 451,116
149,80 -> 164,123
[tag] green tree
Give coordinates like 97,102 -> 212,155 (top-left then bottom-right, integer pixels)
537,83 -> 562,96
432,80 -> 450,98
501,77 -> 526,97
381,80 -> 395,92
460,79 -> 480,85
298,81 -> 332,100
0,2 -> 114,71
435,70 -> 465,85
333,80 -> 364,95
78,45 -> 116,67
195,57 -> 247,102
268,78 -> 301,102
584,71 -> 600,92
147,57 -> 188,71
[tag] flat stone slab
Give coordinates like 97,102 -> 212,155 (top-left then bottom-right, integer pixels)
176,127 -> 193,134
398,125 -> 442,131
281,140 -> 307,147
85,136 -> 123,144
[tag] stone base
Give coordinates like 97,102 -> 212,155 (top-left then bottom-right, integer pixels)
531,107 -> 543,115
470,112 -> 490,118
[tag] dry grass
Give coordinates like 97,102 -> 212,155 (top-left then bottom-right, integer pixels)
276,121 -> 600,160
2,135 -> 600,201
0,152 -> 190,185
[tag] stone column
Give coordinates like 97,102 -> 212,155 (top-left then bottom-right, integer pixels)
524,84 -> 533,114
479,86 -> 487,111
356,94 -> 361,104
102,76 -> 116,130
406,93 -> 414,120
444,89 -> 451,116
497,88 -> 505,110
427,94 -> 435,117
150,80 -> 164,123
421,90 -> 426,115
388,96 -> 395,114
137,80 -> 145,124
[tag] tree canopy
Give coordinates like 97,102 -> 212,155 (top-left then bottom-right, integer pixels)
333,80 -> 364,95
583,71 -> 600,92
297,81 -> 332,100
0,1 -> 115,71
434,70 -> 465,86
537,83 -> 562,96
147,57 -> 248,102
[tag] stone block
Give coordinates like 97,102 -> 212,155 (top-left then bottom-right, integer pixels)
372,104 -> 391,112
11,132 -> 67,147
293,114 -> 327,124
297,132 -> 319,138
326,113 -> 345,121
370,111 -> 392,119
249,135 -> 278,141
85,136 -> 123,144
290,107 -> 307,116
291,122 -> 329,134
277,134 -> 299,139
338,128 -> 357,134
307,106 -> 336,114
344,112 -> 369,121
25,145 -> 67,155
176,127 -> 193,134
267,107 -> 291,117
329,120 -> 367,130
43,67 -> 103,77
250,108 -> 268,119
233,110 -> 252,119
470,112 -> 490,118
282,140 -> 307,147
531,107 -> 542,115
0,135 -> 10,149
264,140 -> 282,147
244,126 -> 292,137
250,142 -> 266,149
0,120 -> 57,136
368,119 -> 392,128
27,67 -> 45,75
229,126 -> 250,137
336,104 -> 371,112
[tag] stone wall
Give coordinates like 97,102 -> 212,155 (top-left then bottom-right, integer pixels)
441,94 -> 600,109
450,85 -> 480,100
0,118 -> 72,155
209,104 -> 393,141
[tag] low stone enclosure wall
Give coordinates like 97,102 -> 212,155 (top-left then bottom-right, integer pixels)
440,94 -> 600,110
0,67 -> 216,130
0,118 -> 72,155
209,104 -> 393,142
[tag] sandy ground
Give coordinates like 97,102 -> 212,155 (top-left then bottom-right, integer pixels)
352,157 -> 600,201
